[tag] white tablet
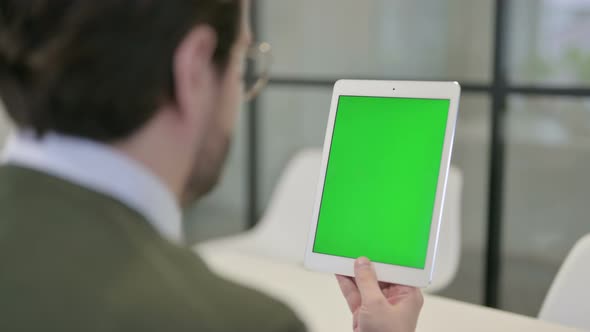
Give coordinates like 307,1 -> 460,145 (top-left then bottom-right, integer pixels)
304,80 -> 460,288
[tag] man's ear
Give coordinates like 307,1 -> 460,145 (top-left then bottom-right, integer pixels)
172,25 -> 218,120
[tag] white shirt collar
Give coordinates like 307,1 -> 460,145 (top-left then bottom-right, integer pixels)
0,131 -> 184,245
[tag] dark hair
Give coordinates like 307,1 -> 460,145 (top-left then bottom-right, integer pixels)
0,0 -> 241,141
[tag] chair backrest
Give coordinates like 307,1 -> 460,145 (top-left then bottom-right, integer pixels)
253,148 -> 463,292
428,166 -> 462,292
250,149 -> 320,260
538,234 -> 590,330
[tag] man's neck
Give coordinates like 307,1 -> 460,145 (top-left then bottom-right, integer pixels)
113,107 -> 200,202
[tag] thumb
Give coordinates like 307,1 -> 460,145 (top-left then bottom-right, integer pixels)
354,257 -> 384,304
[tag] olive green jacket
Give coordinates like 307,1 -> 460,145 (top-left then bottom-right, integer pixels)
0,165 -> 306,332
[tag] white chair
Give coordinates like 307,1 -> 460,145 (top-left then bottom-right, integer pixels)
198,148 -> 463,292
431,164 -> 463,292
538,234 -> 590,330
198,149 -> 321,261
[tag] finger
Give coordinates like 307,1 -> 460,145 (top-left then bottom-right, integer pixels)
353,257 -> 384,305
336,275 -> 361,312
395,288 -> 424,323
386,286 -> 424,310
378,281 -> 391,290
387,288 -> 423,332
352,310 -> 359,332
405,287 -> 424,310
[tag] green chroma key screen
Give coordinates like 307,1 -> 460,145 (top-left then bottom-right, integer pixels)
313,96 -> 450,269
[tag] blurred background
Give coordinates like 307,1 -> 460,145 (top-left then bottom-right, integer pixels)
184,0 -> 590,317
2,0 -> 590,320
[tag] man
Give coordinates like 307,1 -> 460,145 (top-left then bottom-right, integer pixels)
0,1 -> 422,331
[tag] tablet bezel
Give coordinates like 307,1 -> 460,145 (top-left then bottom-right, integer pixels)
303,79 -> 461,288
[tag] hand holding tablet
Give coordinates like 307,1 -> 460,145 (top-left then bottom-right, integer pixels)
337,257 -> 423,332
304,80 -> 461,288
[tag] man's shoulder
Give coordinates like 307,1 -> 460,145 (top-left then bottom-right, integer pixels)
108,248 -> 307,332
0,165 -> 306,332
0,165 -> 177,290
0,164 -> 158,257
0,164 -> 141,219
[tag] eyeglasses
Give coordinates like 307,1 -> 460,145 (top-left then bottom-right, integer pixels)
244,42 -> 272,102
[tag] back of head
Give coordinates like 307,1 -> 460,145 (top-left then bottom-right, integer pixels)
0,0 -> 240,142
